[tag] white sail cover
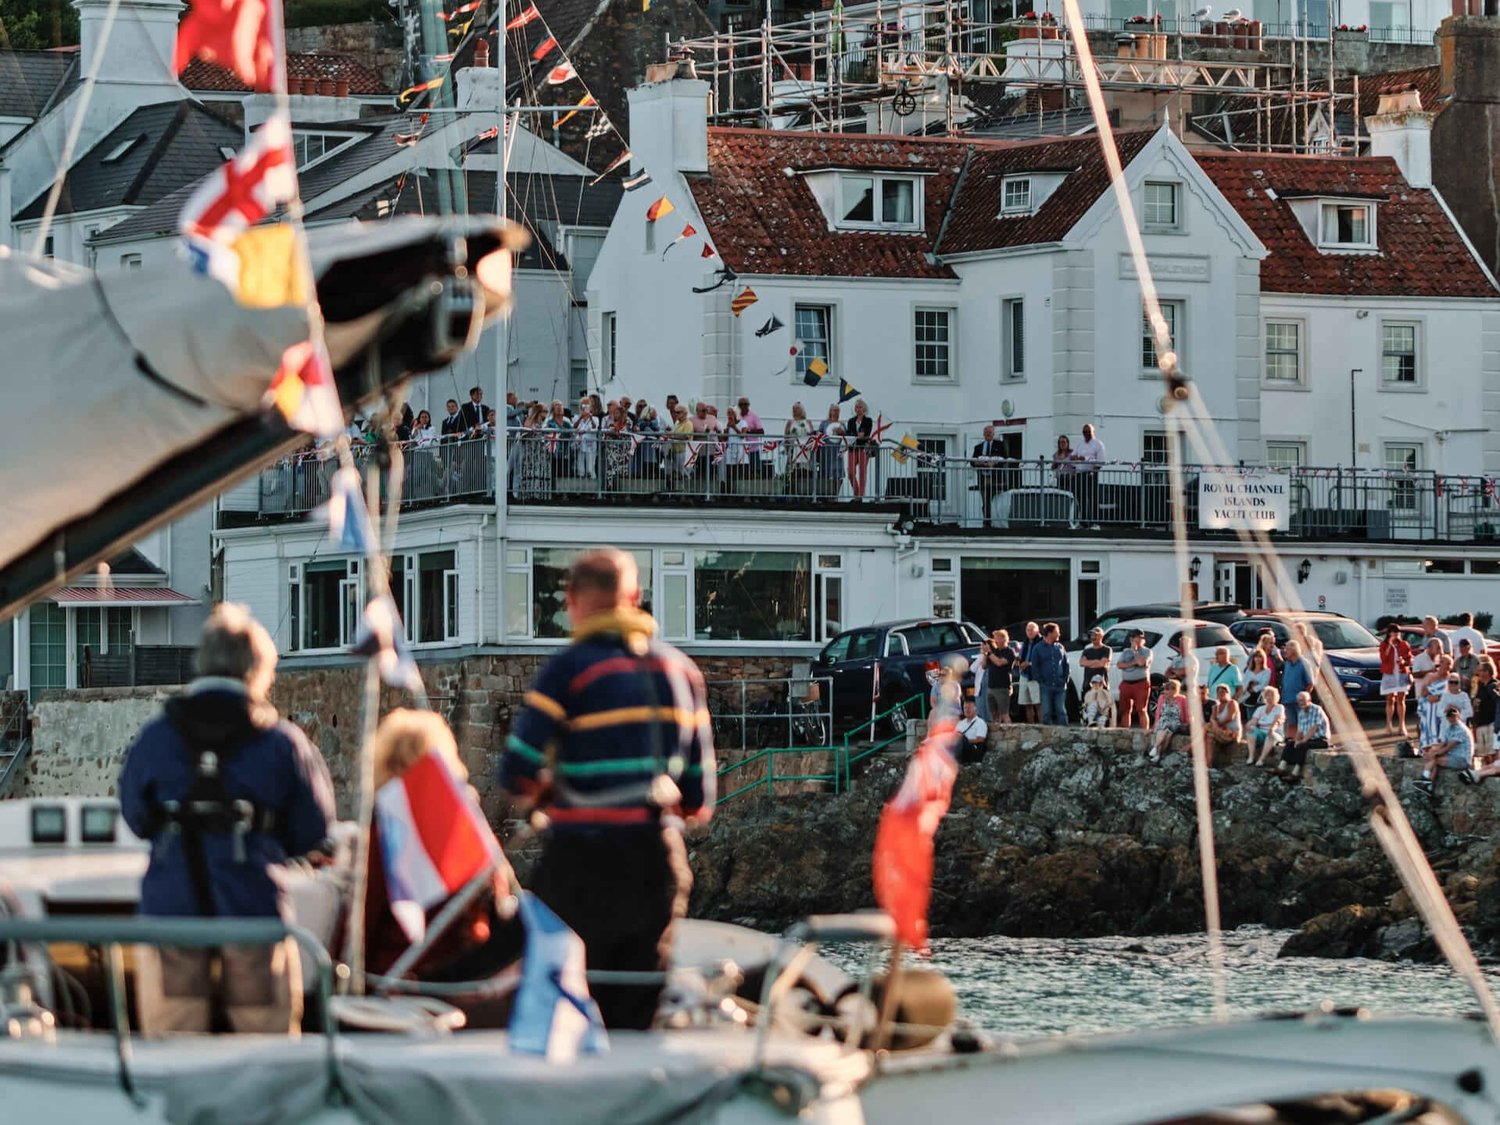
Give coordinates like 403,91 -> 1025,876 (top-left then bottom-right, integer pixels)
0,246 -> 307,575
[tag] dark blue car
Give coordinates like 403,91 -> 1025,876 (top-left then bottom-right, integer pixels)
1228,612 -> 1384,706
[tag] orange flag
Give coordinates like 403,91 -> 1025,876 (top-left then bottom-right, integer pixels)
645,195 -> 675,222
871,720 -> 957,952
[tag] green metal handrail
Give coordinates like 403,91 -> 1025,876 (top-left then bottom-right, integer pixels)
717,744 -> 841,802
839,693 -> 927,791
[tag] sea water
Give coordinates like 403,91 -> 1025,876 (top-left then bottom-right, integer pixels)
827,926 -> 1497,1038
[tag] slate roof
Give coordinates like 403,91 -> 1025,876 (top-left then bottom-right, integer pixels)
182,52 -> 391,95
1195,151 -> 1496,298
686,127 -> 1153,278
15,100 -> 241,220
93,114 -> 409,243
0,49 -> 78,121
304,169 -> 622,271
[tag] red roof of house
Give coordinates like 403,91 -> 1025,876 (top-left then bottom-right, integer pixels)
687,127 -> 1155,279
181,52 -> 390,95
1195,152 -> 1496,298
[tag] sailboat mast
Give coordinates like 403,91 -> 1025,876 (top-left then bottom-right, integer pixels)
494,9 -> 510,615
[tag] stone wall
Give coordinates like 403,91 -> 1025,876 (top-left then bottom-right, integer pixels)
283,22 -> 404,91
17,688 -> 168,798
11,651 -> 797,818
692,723 -> 1500,960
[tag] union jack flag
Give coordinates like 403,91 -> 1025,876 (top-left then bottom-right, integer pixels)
545,431 -> 560,453
762,440 -> 781,453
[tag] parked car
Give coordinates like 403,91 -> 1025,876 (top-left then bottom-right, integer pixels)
1393,624 -> 1500,664
811,619 -> 985,733
1227,611 -> 1382,705
1067,617 -> 1247,707
1079,602 -> 1245,644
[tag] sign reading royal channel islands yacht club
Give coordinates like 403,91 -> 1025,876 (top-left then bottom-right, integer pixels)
1198,470 -> 1291,532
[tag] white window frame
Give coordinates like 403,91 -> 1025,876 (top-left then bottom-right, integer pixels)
1142,180 -> 1181,231
1264,439 -> 1308,469
121,253 -> 142,270
1000,177 -> 1032,215
793,302 -> 835,384
1001,296 -> 1025,382
814,553 -> 844,643
291,557 -> 365,652
291,129 -> 361,172
602,311 -> 617,383
1383,441 -> 1423,512
660,548 -> 691,643
1263,319 -> 1305,387
1141,300 -> 1182,377
504,547 -> 532,640
1379,319 -> 1422,388
1317,199 -> 1377,251
913,305 -> 957,384
835,172 -> 923,231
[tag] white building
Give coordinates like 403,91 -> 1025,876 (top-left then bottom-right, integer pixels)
212,71 -> 1500,676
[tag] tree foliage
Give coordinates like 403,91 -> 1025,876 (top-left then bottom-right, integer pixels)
0,0 -> 80,50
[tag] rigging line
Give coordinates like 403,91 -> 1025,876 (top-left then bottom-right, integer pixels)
1058,0 -> 1224,1019
29,0 -> 126,257
1169,390 -> 1500,1041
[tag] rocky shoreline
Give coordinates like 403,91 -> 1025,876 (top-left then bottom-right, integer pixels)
684,726 -> 1500,963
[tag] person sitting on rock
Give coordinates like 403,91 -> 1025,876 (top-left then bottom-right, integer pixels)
1416,704 -> 1475,797
1081,674 -> 1114,729
1274,691 -> 1328,783
1207,682 -> 1242,752
1148,678 -> 1190,764
1246,686 -> 1285,768
955,696 -> 988,764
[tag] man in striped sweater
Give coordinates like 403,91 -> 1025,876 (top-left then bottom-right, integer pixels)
501,548 -> 715,1029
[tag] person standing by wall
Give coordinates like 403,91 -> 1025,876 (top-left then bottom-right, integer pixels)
1015,621 -> 1043,724
1034,622 -> 1070,726
500,549 -> 714,1029
1116,627 -> 1152,730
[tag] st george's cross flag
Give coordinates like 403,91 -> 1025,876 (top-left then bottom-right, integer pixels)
175,0 -> 279,91
505,0 -> 540,28
180,112 -> 296,245
374,750 -> 505,943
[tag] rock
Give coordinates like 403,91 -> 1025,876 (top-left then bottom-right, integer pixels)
1278,905 -> 1390,959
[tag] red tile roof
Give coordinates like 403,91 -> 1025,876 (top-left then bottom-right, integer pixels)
181,52 -> 390,95
687,127 -> 1154,279
938,130 -> 1154,254
49,586 -> 197,607
1196,152 -> 1496,298
688,129 -> 967,279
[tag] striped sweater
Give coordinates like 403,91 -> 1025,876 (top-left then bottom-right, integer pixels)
500,607 -> 715,834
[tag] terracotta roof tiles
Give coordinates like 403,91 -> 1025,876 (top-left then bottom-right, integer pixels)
1195,151 -> 1496,298
182,52 -> 390,95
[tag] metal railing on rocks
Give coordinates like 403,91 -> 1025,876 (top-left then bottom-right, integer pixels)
243,433 -> 1497,544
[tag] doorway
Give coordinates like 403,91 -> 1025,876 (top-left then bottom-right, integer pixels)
1214,561 -> 1266,609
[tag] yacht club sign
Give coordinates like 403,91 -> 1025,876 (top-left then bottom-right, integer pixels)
1198,469 -> 1290,531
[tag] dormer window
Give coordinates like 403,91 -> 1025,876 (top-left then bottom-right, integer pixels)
1001,177 -> 1032,215
837,174 -> 920,230
1319,201 -> 1375,249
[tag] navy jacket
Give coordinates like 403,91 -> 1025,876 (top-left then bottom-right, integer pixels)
501,608 -> 714,837
1032,641 -> 1070,689
119,680 -> 335,919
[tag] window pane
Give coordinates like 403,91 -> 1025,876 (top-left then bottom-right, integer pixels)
915,309 -> 952,379
1266,442 -> 1304,469
1265,321 -> 1299,381
1143,303 -> 1176,369
1382,323 -> 1416,382
882,178 -> 915,224
505,570 -> 530,637
794,305 -> 831,379
1004,298 -> 1024,378
1144,182 -> 1176,226
532,547 -> 653,638
663,573 -> 689,638
305,567 -> 344,648
1002,179 -> 1030,212
29,603 -> 67,690
693,550 -> 810,641
841,176 -> 874,222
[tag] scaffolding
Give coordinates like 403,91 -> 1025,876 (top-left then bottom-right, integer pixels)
675,0 -> 1362,153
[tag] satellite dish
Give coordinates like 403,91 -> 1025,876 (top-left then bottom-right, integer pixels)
1001,399 -> 1015,418
1191,5 -> 1211,18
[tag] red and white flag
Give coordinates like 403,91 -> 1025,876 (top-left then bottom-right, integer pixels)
175,0 -> 280,91
871,413 -> 893,444
267,339 -> 343,438
872,721 -> 958,953
545,61 -> 576,85
375,750 -> 505,943
505,1 -> 540,29
180,112 -> 296,244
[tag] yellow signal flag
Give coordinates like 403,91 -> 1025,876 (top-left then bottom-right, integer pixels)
891,432 -> 920,463
808,356 -> 829,378
232,224 -> 310,309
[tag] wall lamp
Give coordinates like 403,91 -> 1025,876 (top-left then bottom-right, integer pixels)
1297,558 -> 1313,584
1189,556 -> 1202,581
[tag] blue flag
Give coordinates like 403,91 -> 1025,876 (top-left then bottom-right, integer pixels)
510,892 -> 608,1060
326,467 -> 376,555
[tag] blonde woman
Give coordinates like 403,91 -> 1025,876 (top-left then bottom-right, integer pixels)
1247,686 -> 1285,766
784,401 -> 813,495
847,398 -> 875,498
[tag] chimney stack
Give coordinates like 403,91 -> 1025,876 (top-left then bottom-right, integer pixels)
627,72 -> 709,176
1364,88 -> 1434,189
1431,14 -> 1500,278
74,0 -> 183,90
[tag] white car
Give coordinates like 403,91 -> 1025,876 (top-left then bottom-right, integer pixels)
1068,617 -> 1248,704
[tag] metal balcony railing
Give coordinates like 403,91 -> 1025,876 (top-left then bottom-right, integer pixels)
240,432 -> 1496,544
